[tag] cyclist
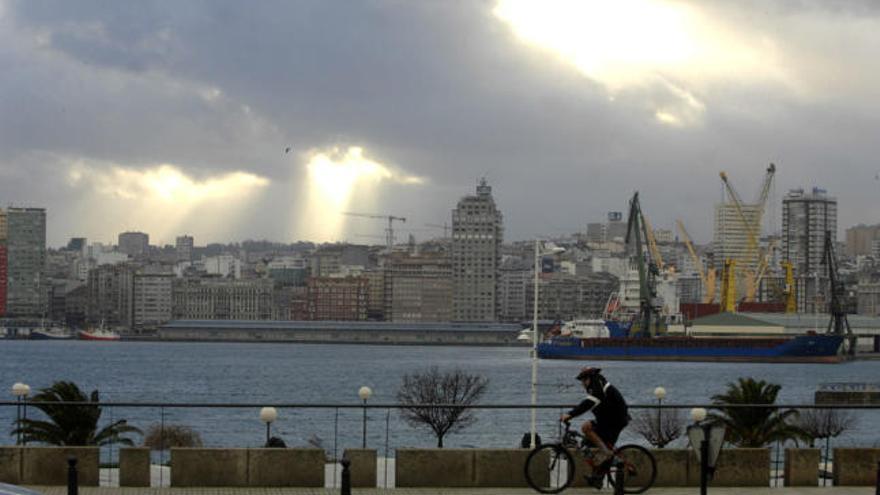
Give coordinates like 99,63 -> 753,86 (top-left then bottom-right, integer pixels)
559,367 -> 629,488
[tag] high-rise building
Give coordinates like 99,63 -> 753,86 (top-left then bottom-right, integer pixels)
118,231 -> 149,257
713,202 -> 762,271
451,179 -> 503,322
782,187 -> 837,312
176,235 -> 194,262
498,258 -> 529,322
4,208 -> 47,318
133,268 -> 173,330
845,224 -> 880,257
66,237 -> 87,253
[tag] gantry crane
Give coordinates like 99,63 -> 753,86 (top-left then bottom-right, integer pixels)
641,214 -> 665,271
676,219 -> 716,303
343,212 -> 406,252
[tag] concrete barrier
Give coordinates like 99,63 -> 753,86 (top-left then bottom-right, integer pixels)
693,448 -> 769,486
396,449 -> 474,487
833,448 -> 880,486
473,449 -> 538,487
342,448 -> 377,487
20,446 -> 99,486
0,447 -> 22,484
171,448 -> 248,487
248,448 -> 324,487
651,449 -> 689,486
119,448 -> 150,487
784,448 -> 819,486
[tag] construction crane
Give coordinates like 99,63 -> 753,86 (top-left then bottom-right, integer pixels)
719,259 -> 737,313
343,212 -> 406,253
676,220 -> 715,303
719,164 -> 776,301
782,261 -> 796,313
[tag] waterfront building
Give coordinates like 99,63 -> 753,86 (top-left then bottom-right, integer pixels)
452,178 -> 503,322
132,267 -> 173,330
363,268 -> 385,320
846,224 -> 880,257
526,272 -> 618,320
498,257 -> 529,322
118,231 -> 149,257
385,253 -> 452,322
172,277 -> 274,320
87,263 -> 134,327
3,207 -> 47,318
782,187 -> 837,313
306,276 -> 368,321
175,235 -> 194,262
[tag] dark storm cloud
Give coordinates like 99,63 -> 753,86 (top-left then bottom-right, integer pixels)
2,0 -> 879,246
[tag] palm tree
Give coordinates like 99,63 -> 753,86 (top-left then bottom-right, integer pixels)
708,377 -> 802,447
10,381 -> 141,446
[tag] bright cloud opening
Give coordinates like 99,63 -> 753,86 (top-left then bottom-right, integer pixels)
67,161 -> 269,242
493,0 -> 785,126
298,146 -> 424,241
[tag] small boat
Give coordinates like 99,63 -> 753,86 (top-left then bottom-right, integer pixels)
30,326 -> 74,340
77,327 -> 121,341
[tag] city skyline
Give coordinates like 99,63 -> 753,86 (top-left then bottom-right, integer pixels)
2,2 -> 880,246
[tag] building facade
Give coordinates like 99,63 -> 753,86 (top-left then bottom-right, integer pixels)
133,269 -> 173,330
845,224 -> 880,257
172,277 -> 274,320
452,179 -> 503,322
118,231 -> 149,257
498,258 -> 529,322
4,208 -> 47,318
385,254 -> 452,322
175,235 -> 194,262
306,276 -> 368,321
782,187 -> 837,313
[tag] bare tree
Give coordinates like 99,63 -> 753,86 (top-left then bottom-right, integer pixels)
396,367 -> 489,448
631,408 -> 684,448
143,423 -> 203,450
794,408 -> 857,447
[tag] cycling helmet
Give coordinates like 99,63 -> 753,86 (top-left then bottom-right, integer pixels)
575,367 -> 602,381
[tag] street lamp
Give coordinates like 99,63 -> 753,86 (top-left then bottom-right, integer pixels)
654,386 -> 666,447
530,240 -> 565,449
12,382 -> 30,446
259,407 -> 277,446
358,386 -> 372,448
688,407 -> 726,495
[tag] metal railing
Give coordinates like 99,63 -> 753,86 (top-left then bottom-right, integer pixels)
2,401 -> 879,488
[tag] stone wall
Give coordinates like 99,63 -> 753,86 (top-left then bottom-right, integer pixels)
834,448 -> 880,486
170,447 -> 324,487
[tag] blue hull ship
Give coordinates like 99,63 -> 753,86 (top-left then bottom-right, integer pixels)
537,333 -> 846,363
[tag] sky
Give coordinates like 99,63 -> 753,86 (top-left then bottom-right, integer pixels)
1,0 -> 879,248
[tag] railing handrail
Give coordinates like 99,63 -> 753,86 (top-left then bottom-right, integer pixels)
2,400 -> 879,409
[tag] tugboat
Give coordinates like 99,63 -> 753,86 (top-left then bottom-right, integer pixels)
78,322 -> 121,341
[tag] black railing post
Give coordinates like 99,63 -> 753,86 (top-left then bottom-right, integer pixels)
700,436 -> 709,495
613,458 -> 625,495
875,460 -> 879,495
340,457 -> 352,495
67,456 -> 78,495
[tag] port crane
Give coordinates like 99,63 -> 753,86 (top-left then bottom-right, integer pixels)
676,220 -> 716,303
718,163 -> 776,302
625,192 -> 663,337
822,230 -> 855,356
343,212 -> 406,253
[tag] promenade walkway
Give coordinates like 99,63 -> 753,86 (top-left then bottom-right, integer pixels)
24,488 -> 879,494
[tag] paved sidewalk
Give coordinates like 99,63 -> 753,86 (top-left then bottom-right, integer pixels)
24,488 -> 879,494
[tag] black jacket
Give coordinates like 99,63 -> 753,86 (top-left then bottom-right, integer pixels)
567,380 -> 629,427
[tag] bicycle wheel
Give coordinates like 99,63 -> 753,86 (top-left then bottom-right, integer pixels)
524,444 -> 575,494
606,444 -> 657,494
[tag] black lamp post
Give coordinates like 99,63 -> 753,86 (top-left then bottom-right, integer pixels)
260,407 -> 277,446
688,408 -> 726,495
653,386 -> 666,446
358,386 -> 372,448
12,382 -> 30,445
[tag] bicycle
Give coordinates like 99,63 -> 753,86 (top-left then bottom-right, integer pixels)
524,421 -> 657,494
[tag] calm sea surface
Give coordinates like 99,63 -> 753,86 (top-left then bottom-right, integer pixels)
2,341 -> 879,454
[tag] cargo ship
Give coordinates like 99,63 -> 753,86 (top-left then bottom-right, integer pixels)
536,320 -> 845,363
